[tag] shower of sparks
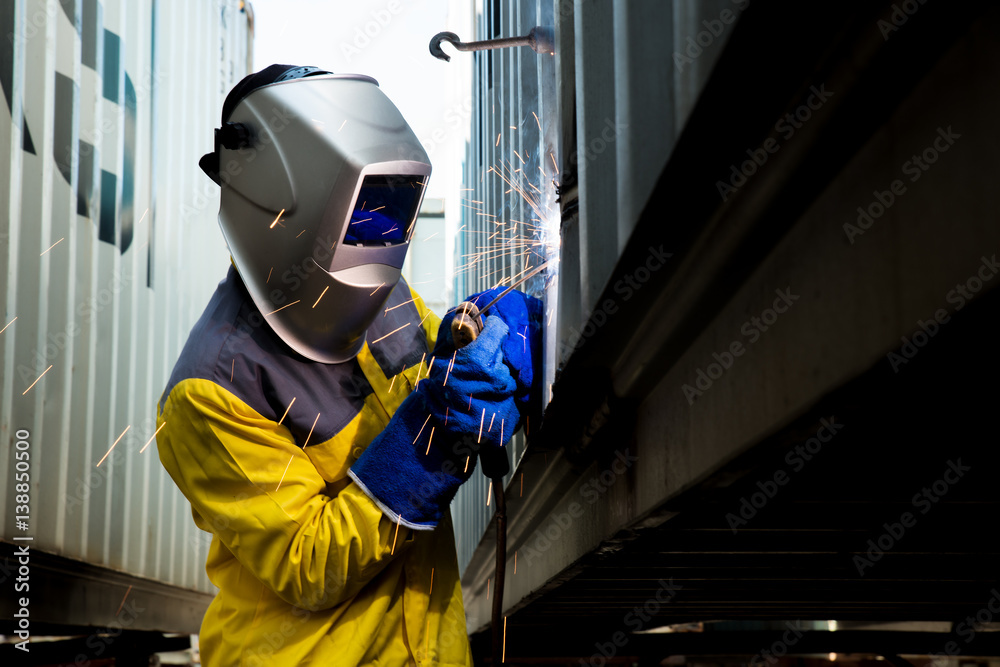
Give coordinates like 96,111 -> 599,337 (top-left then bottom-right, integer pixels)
275,455 -> 294,491
97,425 -> 130,467
478,408 -> 486,443
116,585 -> 133,616
269,208 -> 286,229
0,317 -> 16,336
40,237 -> 65,255
370,282 -> 385,296
139,422 -> 167,454
391,518 -> 402,554
312,286 -> 330,308
265,300 -> 300,316
277,397 -> 297,426
425,427 -> 435,455
302,412 -> 321,447
22,365 -> 53,396
413,414 -> 432,445
338,119 -> 347,132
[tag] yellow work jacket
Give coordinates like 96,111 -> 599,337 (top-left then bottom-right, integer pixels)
156,266 -> 473,666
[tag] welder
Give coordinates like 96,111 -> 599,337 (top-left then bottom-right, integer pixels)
155,64 -> 541,666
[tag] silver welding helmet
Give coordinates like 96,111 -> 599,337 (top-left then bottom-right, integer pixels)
200,64 -> 431,363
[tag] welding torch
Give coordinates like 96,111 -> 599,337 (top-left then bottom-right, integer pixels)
449,261 -> 548,666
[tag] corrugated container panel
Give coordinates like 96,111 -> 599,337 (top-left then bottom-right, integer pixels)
451,0 -> 560,575
1,0 -> 250,599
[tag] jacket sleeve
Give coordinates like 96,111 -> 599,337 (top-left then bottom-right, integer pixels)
156,377 -> 410,611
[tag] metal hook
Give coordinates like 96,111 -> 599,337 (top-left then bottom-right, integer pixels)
429,26 -> 555,62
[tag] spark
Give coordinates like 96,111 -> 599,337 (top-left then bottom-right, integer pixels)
503,616 -> 508,663
381,226 -> 399,235
422,232 -> 439,241
352,218 -> 372,225
303,412 -> 321,447
231,359 -> 235,382
487,481 -> 492,506
425,427 -> 435,455
312,286 -> 330,308
513,150 -> 525,165
278,397 -> 296,425
116,585 -> 133,616
97,425 -> 130,467
501,419 -> 504,444
295,229 -> 306,238
550,152 -> 559,174
464,456 -> 470,473
265,300 -> 300,316
370,206 -> 385,212
514,551 -> 517,574
532,111 -> 542,131
547,308 -> 555,326
275,454 -> 294,490
510,125 -> 517,130
488,412 -> 496,432
391,518 -> 402,554
269,208 -> 285,229
413,413 -> 432,444
468,394 -> 473,411
267,267 -> 273,283
429,568 -> 434,595
478,408 -> 486,442
388,366 -> 402,394
140,422 -> 167,453
443,351 -> 456,386
495,133 -> 501,147
444,407 -> 449,425
371,322 -> 409,344
418,309 -> 433,326
487,577 -> 490,600
0,317 -> 16,335
369,282 -> 385,297
338,119 -> 347,132
40,237 -> 65,256
22,365 -> 53,395
138,208 -> 150,225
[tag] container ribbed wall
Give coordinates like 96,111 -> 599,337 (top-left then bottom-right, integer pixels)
0,0 -> 250,597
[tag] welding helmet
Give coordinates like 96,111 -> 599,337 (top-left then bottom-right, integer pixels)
200,64 -> 431,363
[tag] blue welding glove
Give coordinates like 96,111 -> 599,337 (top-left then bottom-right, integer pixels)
348,316 -> 519,529
435,288 -> 544,433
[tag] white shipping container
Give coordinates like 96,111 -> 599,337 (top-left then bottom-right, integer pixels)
1,0 -> 252,632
